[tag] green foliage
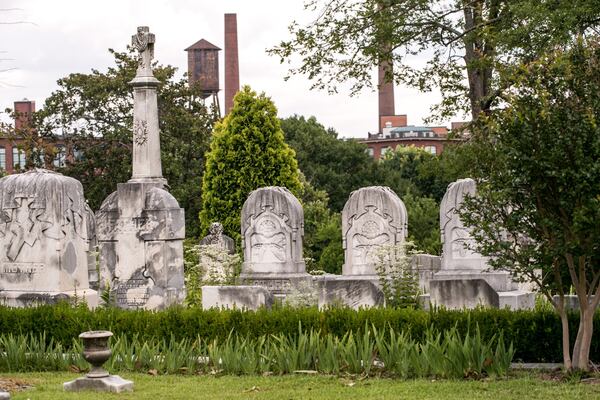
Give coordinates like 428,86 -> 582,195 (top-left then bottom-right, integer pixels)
375,243 -> 420,308
459,37 -> 600,369
30,49 -> 217,237
200,86 -> 302,241
300,175 -> 344,274
281,115 -> 377,212
0,326 -> 512,378
1,303 -> 599,363
270,0 -> 600,119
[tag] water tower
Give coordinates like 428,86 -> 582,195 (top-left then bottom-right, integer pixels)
185,39 -> 221,114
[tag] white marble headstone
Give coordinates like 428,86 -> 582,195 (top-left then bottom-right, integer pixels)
0,169 -> 97,306
342,186 -> 407,276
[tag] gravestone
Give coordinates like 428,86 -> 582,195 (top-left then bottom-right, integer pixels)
429,178 -> 534,309
0,169 -> 97,307
96,27 -> 185,310
201,285 -> 274,310
239,186 -> 309,296
200,222 -> 235,253
199,222 -> 236,283
341,186 -> 407,277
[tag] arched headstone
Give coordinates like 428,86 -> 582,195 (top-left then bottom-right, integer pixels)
0,169 -> 97,306
342,186 -> 407,276
240,186 -> 308,295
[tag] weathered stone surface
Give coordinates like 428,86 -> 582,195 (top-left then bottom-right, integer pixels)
199,222 -> 236,283
430,279 -> 499,309
95,27 -> 185,310
499,291 -> 535,310
411,254 -> 441,293
200,222 -> 235,254
201,285 -> 273,310
240,187 -> 309,294
316,277 -> 384,309
440,178 -> 485,271
0,169 -> 97,307
63,375 -> 133,393
0,390 -> 9,399
97,183 -> 185,309
430,178 -> 534,310
342,186 -> 407,276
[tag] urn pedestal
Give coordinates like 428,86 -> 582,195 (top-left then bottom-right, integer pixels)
63,330 -> 133,393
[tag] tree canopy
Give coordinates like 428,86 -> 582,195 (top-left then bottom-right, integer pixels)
460,37 -> 600,371
270,0 -> 600,120
200,86 -> 302,242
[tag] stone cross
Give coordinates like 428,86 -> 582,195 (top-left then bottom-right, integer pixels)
131,26 -> 155,77
129,26 -> 163,183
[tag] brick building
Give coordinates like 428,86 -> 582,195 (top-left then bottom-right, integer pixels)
0,100 -> 66,173
360,115 -> 463,160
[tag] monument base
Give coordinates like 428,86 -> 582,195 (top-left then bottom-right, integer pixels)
201,285 -> 274,310
239,272 -> 312,298
63,375 -> 133,393
313,276 -> 384,309
0,289 -> 98,308
432,269 -> 518,292
429,277 -> 534,310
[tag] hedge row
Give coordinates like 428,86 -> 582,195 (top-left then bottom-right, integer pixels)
0,303 -> 596,363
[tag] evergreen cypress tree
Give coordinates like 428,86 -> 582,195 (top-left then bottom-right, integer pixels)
199,86 -> 302,241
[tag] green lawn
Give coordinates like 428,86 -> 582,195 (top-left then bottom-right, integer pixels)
3,372 -> 599,400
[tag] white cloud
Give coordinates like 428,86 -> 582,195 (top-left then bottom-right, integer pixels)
1,0 -> 453,137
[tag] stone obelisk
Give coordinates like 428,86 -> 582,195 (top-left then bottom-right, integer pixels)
96,26 -> 186,310
129,26 -> 165,184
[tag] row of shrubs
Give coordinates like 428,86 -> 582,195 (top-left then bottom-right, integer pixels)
0,303 -> 596,363
0,327 -> 513,378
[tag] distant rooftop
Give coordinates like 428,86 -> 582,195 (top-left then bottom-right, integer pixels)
185,39 -> 221,51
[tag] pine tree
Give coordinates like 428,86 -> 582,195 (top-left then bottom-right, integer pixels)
199,86 -> 302,241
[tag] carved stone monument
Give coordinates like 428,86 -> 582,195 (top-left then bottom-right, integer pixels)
0,169 -> 98,307
341,186 -> 407,277
239,187 -> 309,296
200,222 -> 235,254
96,27 -> 185,310
199,222 -> 236,284
430,178 -> 534,309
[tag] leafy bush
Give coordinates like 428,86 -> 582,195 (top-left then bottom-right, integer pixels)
0,303 -> 597,363
375,242 -> 420,308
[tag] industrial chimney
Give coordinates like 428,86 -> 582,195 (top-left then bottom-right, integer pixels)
14,99 -> 35,131
377,58 -> 395,133
224,13 -> 239,115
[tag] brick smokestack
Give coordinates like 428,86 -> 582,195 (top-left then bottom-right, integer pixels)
224,13 -> 239,115
14,99 -> 35,131
377,58 -> 395,133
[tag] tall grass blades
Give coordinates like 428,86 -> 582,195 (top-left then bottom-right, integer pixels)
0,326 -> 515,379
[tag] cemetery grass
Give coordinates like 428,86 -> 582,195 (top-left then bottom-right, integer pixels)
4,371 -> 600,400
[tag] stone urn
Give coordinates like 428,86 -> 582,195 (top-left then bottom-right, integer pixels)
80,331 -> 113,378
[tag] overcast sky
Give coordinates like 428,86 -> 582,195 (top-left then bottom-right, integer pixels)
1,0 -> 451,138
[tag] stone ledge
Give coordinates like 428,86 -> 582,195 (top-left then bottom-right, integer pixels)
63,375 -> 133,393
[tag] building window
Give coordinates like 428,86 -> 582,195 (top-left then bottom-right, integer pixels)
0,147 -> 5,171
13,148 -> 26,170
53,145 -> 66,168
424,145 -> 437,155
366,147 -> 374,157
381,146 -> 392,157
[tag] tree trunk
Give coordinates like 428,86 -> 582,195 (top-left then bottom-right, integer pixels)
462,0 -> 494,120
574,308 -> 594,370
557,299 -> 573,371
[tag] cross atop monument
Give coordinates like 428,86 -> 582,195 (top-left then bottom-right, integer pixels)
131,26 -> 155,77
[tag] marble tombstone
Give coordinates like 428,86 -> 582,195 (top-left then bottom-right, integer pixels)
0,169 -> 98,307
341,186 -> 408,277
199,222 -> 236,284
239,186 -> 309,295
429,178 -> 534,309
96,27 -> 185,310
